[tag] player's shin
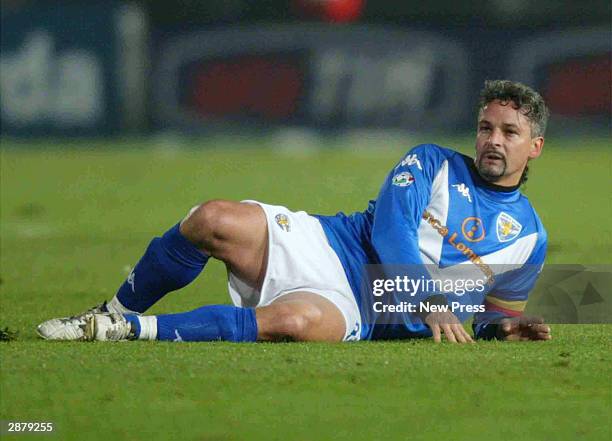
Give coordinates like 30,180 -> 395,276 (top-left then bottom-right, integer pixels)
125,305 -> 258,342
112,223 -> 209,313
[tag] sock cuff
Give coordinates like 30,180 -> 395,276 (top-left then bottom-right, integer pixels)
162,223 -> 209,266
240,308 -> 258,342
137,316 -> 158,340
107,297 -> 140,315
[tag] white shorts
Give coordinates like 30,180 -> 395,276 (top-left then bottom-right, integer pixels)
227,201 -> 362,341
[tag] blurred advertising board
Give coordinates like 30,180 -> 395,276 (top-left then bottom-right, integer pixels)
508,28 -> 610,127
153,25 -> 610,133
152,26 -> 470,132
0,3 -> 147,137
2,10 -> 608,137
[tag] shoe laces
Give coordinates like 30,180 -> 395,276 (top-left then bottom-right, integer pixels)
62,302 -> 107,323
87,301 -> 108,314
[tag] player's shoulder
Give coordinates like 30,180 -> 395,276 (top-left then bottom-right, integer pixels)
516,193 -> 546,230
399,144 -> 462,176
516,194 -> 548,253
527,200 -> 547,241
405,143 -> 460,160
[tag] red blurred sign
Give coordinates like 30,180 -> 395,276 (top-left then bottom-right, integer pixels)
185,54 -> 305,121
293,0 -> 365,23
544,54 -> 611,116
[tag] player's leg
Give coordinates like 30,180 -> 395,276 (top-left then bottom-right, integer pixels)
82,291 -> 346,342
178,199 -> 268,289
39,201 -> 357,343
37,200 -> 268,340
148,291 -> 346,342
115,203 -> 350,342
109,199 -> 267,313
255,292 -> 346,342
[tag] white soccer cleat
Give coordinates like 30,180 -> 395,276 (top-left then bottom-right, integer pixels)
36,314 -> 91,341
36,302 -> 109,341
83,313 -> 135,341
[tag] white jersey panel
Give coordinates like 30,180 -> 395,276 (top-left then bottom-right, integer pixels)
479,232 -> 539,273
417,160 -> 449,265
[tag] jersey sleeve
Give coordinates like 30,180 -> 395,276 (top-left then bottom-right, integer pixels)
472,231 -> 547,339
370,145 -> 450,318
371,144 -> 447,265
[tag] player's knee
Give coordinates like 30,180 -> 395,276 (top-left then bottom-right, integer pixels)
180,199 -> 235,250
273,303 -> 323,341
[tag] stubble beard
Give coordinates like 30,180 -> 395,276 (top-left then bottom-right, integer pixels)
476,155 -> 507,183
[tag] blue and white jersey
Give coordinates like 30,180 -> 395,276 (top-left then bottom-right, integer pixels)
315,144 -> 547,340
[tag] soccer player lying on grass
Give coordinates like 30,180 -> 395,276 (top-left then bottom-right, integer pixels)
38,80 -> 552,344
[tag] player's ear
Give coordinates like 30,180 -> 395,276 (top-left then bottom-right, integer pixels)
529,137 -> 544,159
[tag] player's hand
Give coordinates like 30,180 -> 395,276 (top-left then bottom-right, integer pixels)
424,311 -> 474,344
497,316 -> 551,341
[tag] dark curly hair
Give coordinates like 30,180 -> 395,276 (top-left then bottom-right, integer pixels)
478,80 -> 550,138
478,80 -> 549,185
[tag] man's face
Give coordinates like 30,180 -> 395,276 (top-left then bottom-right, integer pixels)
475,100 -> 544,187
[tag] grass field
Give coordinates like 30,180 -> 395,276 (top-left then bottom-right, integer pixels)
1,136 -> 611,441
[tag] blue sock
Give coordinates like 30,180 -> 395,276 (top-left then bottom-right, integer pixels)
115,223 -> 209,313
154,305 -> 258,342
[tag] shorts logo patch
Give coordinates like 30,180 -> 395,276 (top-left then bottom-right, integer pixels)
392,171 -> 415,187
346,322 -> 360,341
496,212 -> 522,242
275,213 -> 291,232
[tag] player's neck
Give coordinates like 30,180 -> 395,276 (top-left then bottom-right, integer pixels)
482,172 -> 521,188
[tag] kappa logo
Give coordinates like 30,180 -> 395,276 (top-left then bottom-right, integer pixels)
127,269 -> 135,293
173,330 -> 183,342
496,212 -> 522,242
392,171 -> 415,187
452,183 -> 472,203
275,213 -> 291,232
400,153 -> 422,170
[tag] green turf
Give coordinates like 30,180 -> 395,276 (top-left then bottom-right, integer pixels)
1,137 -> 611,441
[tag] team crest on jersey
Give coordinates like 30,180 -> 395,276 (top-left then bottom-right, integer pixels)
496,212 -> 522,242
275,213 -> 291,232
392,171 -> 415,187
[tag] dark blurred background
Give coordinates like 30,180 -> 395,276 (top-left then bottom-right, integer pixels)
1,0 -> 610,138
